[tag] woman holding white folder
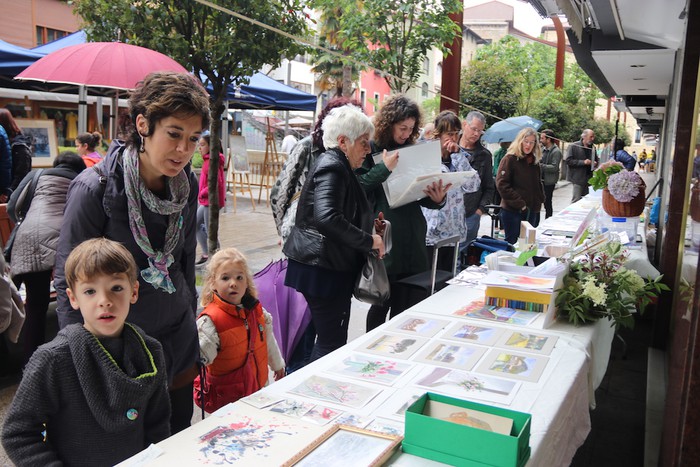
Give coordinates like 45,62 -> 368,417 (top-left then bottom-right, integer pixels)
356,95 -> 450,331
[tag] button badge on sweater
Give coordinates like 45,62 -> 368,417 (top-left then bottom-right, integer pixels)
126,408 -> 139,421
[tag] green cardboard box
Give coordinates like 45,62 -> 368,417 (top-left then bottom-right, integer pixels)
403,393 -> 531,467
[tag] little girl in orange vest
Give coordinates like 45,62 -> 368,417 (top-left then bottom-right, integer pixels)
194,248 -> 285,413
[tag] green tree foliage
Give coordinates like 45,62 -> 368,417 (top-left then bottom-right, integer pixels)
462,35 -> 607,143
311,0 -> 462,93
459,61 -> 519,126
311,4 -> 359,97
74,0 -> 308,253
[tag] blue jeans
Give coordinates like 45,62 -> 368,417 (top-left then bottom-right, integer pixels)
196,204 -> 209,256
500,208 -> 540,244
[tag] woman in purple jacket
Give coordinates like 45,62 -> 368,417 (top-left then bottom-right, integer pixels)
53,72 -> 211,434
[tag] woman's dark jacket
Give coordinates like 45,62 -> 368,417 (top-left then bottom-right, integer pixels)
283,148 -> 373,273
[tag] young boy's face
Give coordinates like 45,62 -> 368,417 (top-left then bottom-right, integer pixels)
66,273 -> 139,338
213,260 -> 248,306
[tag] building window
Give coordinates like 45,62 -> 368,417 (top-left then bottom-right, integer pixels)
421,82 -> 429,98
36,26 -> 70,46
373,92 -> 380,112
635,129 -> 642,143
423,57 -> 430,73
360,90 -> 366,108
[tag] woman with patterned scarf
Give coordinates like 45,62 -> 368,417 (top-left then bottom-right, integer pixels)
53,72 -> 211,434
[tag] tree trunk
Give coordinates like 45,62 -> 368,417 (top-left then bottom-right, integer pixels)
342,64 -> 353,98
207,96 -> 225,257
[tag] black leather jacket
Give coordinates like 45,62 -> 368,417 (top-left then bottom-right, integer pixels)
283,148 -> 374,272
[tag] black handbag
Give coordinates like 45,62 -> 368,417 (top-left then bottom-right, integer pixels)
354,220 -> 392,305
282,225 -> 325,266
4,169 -> 44,263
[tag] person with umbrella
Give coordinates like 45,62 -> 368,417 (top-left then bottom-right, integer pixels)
459,111 -> 496,245
53,72 -> 210,434
496,127 -> 545,244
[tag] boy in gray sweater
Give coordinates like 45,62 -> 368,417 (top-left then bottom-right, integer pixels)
2,238 -> 171,466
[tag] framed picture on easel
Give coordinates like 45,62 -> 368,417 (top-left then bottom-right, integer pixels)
15,119 -> 58,167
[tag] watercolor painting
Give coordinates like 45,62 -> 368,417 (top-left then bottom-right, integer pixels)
496,331 -> 558,355
387,315 -> 449,337
477,350 -> 549,383
413,341 -> 487,371
365,418 -> 405,436
360,333 -> 428,359
240,392 -> 284,409
457,305 -> 540,326
301,405 -> 343,425
441,321 -> 504,346
452,299 -> 486,317
198,415 -> 309,465
375,388 -> 425,422
334,413 -> 372,428
289,375 -> 383,409
326,354 -> 413,386
269,399 -> 315,418
414,366 -> 521,405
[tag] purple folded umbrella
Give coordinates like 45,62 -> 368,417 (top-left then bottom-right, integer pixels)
253,259 -> 311,361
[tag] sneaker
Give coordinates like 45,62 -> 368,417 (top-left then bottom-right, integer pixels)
195,256 -> 209,266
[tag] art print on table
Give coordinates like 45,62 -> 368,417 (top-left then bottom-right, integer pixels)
441,321 -> 505,346
452,299 -> 486,317
456,305 -> 540,326
300,405 -> 343,425
359,332 -> 428,359
197,414 -> 319,465
334,413 -> 372,429
289,375 -> 383,409
365,418 -> 405,436
413,341 -> 487,371
414,366 -> 521,405
477,349 -> 549,383
375,388 -> 425,422
386,315 -> 449,337
495,331 -> 558,355
240,392 -> 285,409
269,399 -> 315,418
326,353 -> 413,386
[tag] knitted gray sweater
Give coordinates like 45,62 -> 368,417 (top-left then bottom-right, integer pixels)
1,323 -> 171,466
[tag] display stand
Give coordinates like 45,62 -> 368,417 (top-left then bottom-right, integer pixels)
258,117 -> 283,205
226,134 -> 256,213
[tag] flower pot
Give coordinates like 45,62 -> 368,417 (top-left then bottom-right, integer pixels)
602,188 -> 645,217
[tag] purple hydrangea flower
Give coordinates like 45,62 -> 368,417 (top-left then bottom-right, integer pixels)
607,170 -> 643,202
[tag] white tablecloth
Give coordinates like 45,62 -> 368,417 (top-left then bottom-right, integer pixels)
121,281 -> 615,467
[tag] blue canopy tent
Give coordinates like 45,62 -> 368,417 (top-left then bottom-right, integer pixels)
0,39 -> 45,77
31,30 -> 87,54
202,72 -> 317,112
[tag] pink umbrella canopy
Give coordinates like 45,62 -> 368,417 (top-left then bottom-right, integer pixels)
15,41 -> 188,90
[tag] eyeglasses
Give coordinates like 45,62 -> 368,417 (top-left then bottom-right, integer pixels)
467,125 -> 485,135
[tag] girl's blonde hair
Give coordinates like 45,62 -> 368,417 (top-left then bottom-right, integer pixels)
507,127 -> 542,161
200,248 -> 257,306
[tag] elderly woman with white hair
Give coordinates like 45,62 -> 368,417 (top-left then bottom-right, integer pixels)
283,105 -> 384,360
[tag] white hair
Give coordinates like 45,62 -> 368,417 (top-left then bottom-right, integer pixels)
322,105 -> 374,149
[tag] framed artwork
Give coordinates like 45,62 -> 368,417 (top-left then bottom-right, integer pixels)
325,353 -> 414,386
16,119 -> 58,167
359,332 -> 428,359
413,340 -> 487,371
386,314 -> 449,337
414,366 -> 521,405
495,330 -> 559,356
289,374 -> 383,409
441,321 -> 505,346
476,349 -> 549,383
283,425 -> 403,467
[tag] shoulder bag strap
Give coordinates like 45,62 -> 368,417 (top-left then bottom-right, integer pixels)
16,168 -> 44,222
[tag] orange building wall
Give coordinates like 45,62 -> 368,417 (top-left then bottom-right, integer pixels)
0,0 -> 79,48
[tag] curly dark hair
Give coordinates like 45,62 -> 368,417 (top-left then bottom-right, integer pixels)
373,95 -> 422,150
128,72 -> 211,150
312,97 -> 362,150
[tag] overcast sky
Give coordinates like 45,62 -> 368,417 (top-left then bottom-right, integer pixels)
464,0 -> 549,37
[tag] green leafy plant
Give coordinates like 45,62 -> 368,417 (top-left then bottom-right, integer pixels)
555,241 -> 669,329
588,160 -> 624,191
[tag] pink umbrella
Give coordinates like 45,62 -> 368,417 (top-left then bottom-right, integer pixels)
15,42 -> 188,136
15,41 -> 188,90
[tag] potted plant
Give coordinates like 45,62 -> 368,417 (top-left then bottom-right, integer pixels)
555,241 -> 668,328
589,160 -> 646,217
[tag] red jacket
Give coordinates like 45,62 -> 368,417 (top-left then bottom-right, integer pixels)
198,152 -> 226,207
199,295 -> 268,387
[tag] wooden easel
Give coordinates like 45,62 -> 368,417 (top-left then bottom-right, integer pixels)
257,117 -> 282,205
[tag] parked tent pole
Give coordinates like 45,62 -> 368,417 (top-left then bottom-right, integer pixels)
78,85 -> 87,134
